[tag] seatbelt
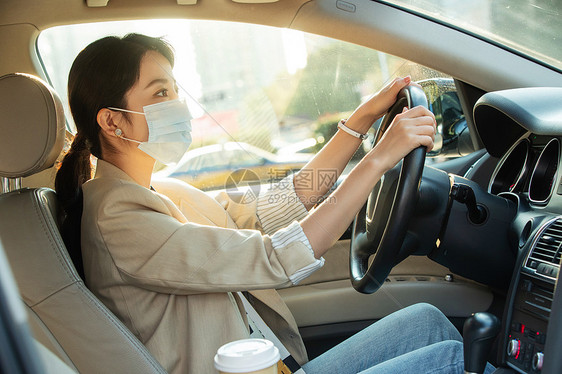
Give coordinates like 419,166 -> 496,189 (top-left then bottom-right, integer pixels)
238,292 -> 306,374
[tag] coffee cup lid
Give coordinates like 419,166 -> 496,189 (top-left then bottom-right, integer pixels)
214,339 -> 280,373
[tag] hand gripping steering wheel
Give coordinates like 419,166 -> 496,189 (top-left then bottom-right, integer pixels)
350,85 -> 429,294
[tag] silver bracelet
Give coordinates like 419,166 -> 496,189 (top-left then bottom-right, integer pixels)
337,119 -> 368,140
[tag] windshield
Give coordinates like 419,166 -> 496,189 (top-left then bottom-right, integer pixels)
382,0 -> 562,71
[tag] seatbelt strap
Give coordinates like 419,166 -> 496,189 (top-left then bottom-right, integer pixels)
237,292 -> 306,374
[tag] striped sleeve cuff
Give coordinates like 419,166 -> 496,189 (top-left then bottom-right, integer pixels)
270,221 -> 325,285
257,174 -> 309,235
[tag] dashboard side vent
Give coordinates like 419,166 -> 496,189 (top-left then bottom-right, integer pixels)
526,219 -> 562,277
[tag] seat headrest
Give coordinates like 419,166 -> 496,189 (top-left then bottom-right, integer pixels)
0,73 -> 66,178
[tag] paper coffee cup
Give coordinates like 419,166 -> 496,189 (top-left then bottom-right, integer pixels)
214,338 -> 280,374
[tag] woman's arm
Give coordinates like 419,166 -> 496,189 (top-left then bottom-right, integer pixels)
294,76 -> 416,210
89,179 -> 323,294
301,105 -> 436,258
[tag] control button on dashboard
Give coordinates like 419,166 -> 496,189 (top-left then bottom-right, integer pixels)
533,352 -> 544,371
507,339 -> 520,357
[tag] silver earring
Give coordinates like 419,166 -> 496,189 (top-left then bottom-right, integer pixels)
115,129 -> 123,137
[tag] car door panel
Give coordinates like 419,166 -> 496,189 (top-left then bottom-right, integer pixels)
278,240 -> 493,328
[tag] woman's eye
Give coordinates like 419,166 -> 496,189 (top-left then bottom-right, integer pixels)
156,89 -> 168,97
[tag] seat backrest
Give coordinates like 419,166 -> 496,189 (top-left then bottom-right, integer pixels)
0,73 -> 166,374
0,232 -> 76,374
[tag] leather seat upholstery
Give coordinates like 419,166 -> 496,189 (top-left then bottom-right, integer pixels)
0,73 -> 166,373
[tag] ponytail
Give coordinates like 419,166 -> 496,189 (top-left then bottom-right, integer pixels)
56,132 -> 92,210
55,132 -> 92,279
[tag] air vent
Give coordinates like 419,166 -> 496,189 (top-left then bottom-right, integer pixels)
525,218 -> 562,280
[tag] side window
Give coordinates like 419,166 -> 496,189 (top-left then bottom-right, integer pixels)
38,20 -> 471,191
200,152 -> 229,171
229,149 -> 265,169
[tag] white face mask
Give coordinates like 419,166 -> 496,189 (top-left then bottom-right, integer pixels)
108,98 -> 192,165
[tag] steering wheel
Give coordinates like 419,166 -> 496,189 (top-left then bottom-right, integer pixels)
350,85 -> 429,294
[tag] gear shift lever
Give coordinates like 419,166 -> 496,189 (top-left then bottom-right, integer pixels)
463,312 -> 500,374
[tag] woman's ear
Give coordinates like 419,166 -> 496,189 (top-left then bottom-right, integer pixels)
97,108 -> 121,138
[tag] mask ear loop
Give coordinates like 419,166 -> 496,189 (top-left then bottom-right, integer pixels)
107,107 -> 144,115
108,107 -> 144,144
114,128 -> 143,144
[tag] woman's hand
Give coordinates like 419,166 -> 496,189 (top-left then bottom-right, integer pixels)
368,105 -> 436,172
345,76 -> 416,134
366,76 -> 416,119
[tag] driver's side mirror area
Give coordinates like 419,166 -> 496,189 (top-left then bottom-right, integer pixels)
419,78 -> 476,160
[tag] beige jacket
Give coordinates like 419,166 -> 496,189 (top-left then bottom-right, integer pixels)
81,160 -> 319,373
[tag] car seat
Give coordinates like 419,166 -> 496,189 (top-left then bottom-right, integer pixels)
0,73 -> 166,373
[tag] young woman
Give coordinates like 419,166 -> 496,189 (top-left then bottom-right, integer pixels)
55,34 -> 491,374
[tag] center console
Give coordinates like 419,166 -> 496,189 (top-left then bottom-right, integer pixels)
503,217 -> 560,373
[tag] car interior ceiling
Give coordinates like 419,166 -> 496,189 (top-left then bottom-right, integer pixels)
2,1 -> 562,374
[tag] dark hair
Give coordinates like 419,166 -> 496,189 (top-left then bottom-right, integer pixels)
55,33 -> 174,278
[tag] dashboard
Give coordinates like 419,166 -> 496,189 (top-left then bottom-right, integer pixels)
470,88 -> 562,374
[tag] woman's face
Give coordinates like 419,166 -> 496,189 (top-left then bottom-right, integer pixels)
120,50 -> 179,142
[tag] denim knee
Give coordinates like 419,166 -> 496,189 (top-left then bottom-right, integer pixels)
405,302 -> 444,322
406,303 -> 462,341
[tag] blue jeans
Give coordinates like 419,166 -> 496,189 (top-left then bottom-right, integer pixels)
302,303 -> 495,374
